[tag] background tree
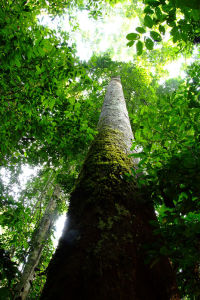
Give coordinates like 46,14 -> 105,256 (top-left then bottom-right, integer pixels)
0,166 -> 68,299
14,174 -> 61,300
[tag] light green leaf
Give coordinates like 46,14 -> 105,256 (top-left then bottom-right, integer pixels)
136,27 -> 146,34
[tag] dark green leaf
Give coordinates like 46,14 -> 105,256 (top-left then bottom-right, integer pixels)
147,0 -> 160,7
150,30 -> 162,42
171,26 -> 180,43
144,6 -> 154,14
162,4 -> 172,13
155,7 -> 163,20
159,25 -> 165,35
167,20 -> 176,27
144,15 -> 154,28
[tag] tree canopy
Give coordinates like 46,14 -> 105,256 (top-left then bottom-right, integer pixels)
126,0 -> 200,54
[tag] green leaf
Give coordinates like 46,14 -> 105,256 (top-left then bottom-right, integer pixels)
136,27 -> 146,34
150,31 -> 162,42
126,41 -> 135,47
159,25 -> 165,35
144,6 -> 154,14
130,142 -> 137,150
146,0 -> 160,7
170,26 -> 180,43
36,65 -> 42,74
167,20 -> 176,27
136,41 -> 143,55
162,4 -> 172,13
144,15 -> 154,28
126,33 -> 140,40
145,38 -> 154,50
155,7 -> 163,20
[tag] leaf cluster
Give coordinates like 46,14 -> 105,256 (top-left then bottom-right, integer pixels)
126,0 -> 200,54
130,61 -> 200,297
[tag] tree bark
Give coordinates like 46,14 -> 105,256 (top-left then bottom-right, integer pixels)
41,77 -> 179,300
14,185 -> 60,300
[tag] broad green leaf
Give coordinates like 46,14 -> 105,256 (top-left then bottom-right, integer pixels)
167,20 -> 176,27
126,33 -> 140,40
155,7 -> 163,20
150,30 -> 162,42
127,41 -> 135,47
144,6 -> 154,14
145,38 -> 154,50
136,27 -> 146,34
170,26 -> 180,43
159,25 -> 165,35
144,15 -> 154,28
162,4 -> 172,13
136,41 -> 143,55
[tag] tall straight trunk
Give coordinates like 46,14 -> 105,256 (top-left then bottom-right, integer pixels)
41,77 -> 179,300
14,185 -> 60,300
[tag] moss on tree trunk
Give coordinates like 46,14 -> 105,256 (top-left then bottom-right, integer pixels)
41,78 -> 179,300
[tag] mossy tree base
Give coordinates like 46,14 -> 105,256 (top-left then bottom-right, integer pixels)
41,128 -> 179,300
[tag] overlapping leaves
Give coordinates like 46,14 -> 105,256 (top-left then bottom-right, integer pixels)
126,0 -> 200,54
130,62 -> 200,297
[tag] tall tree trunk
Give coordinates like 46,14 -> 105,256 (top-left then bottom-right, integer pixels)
41,77 -> 179,300
14,185 -> 60,300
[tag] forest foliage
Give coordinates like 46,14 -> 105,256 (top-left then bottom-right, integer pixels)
0,0 -> 200,299
126,0 -> 200,54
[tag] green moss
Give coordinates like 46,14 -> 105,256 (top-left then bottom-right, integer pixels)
115,203 -> 131,217
69,127 -> 140,224
43,124 -> 178,300
75,127 -> 136,192
69,126 -> 140,260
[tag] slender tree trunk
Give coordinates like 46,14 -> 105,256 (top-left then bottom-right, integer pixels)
14,185 -> 60,300
41,77 -> 179,300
